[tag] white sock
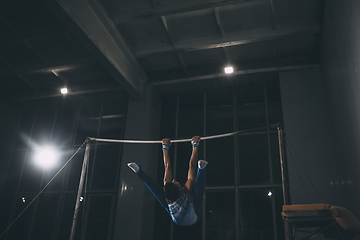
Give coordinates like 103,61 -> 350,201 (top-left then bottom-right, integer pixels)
198,160 -> 208,169
127,162 -> 140,173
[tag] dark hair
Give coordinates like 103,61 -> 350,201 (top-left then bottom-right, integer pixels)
164,182 -> 181,202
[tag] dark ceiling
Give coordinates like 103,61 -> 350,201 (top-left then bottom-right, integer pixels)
0,0 -> 324,102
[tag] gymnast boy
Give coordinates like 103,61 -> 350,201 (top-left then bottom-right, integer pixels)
127,136 -> 208,226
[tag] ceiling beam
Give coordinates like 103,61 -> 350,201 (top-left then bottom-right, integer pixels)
133,24 -> 321,57
0,57 -> 96,76
151,64 -> 321,86
112,0 -> 262,24
8,86 -> 124,102
44,0 -> 147,100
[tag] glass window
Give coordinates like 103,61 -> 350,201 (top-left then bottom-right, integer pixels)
238,134 -> 270,185
90,144 -> 120,190
52,108 -> 76,147
31,108 -> 56,145
178,94 -> 204,138
4,150 -> 26,192
0,196 -> 14,234
15,111 -> 36,149
84,195 -> 114,240
206,91 -> 233,135
206,137 -> 234,186
266,85 -> 283,125
240,189 -> 276,240
98,103 -> 125,139
7,195 -> 35,239
160,96 -> 177,139
30,194 -> 59,240
238,88 -> 266,130
18,150 -> 43,192
206,191 -> 236,240
57,193 -> 78,240
75,105 -> 101,145
173,218 -> 202,240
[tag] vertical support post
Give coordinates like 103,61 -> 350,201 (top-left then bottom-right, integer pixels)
233,88 -> 241,240
277,126 -> 289,205
277,127 -> 292,240
69,140 -> 91,240
264,87 -> 278,240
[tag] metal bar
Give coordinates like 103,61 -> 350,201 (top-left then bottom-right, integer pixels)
69,141 -> 91,240
278,126 -> 289,204
278,126 -> 291,240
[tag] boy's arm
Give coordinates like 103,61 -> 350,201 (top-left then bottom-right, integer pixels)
162,138 -> 172,184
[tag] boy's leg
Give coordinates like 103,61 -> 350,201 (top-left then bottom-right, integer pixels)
193,160 -> 207,219
128,163 -> 170,214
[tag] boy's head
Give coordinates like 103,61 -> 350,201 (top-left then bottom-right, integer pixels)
164,180 -> 181,202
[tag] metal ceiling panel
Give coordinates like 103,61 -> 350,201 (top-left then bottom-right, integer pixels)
165,9 -> 219,42
117,18 -> 171,49
220,1 -> 272,34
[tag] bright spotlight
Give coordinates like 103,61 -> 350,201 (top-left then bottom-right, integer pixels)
267,191 -> 273,197
34,146 -> 59,169
224,66 -> 234,74
61,88 -> 68,94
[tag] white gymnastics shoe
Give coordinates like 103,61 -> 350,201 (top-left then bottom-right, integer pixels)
127,162 -> 140,173
198,160 -> 208,169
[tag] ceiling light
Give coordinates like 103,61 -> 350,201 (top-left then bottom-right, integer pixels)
224,66 -> 233,74
61,88 -> 68,94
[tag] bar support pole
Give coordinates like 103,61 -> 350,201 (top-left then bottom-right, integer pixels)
69,141 -> 90,240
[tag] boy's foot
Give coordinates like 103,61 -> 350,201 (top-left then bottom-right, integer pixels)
198,160 -> 208,169
127,162 -> 140,173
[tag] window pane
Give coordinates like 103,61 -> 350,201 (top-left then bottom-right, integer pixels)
91,144 -> 120,190
4,150 -> 26,192
240,189 -> 275,240
238,88 -> 266,130
7,195 -> 35,239
160,96 -> 177,139
266,85 -> 283,125
206,137 -> 234,186
52,108 -> 76,146
31,108 -> 56,145
75,105 -> 101,145
15,111 -> 36,149
58,193 -> 78,240
173,218 -> 202,240
19,150 -> 43,192
98,103 -> 125,139
85,195 -> 113,240
206,191 -> 235,240
238,134 -> 270,185
206,91 -> 233,135
178,94 -> 204,138
30,194 -> 59,240
0,196 -> 14,234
